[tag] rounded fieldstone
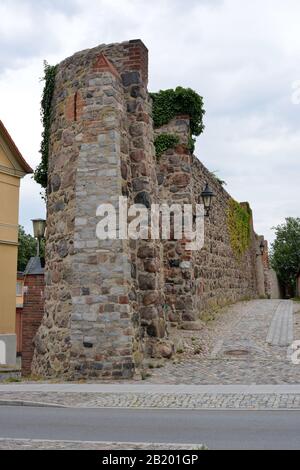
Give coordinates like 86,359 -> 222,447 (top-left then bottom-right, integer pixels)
51,174 -> 61,192
121,161 -> 128,179
157,174 -> 165,185
57,239 -> 68,258
140,306 -> 158,321
143,291 -> 159,306
159,343 -> 173,359
54,201 -> 65,212
121,71 -> 140,87
134,191 -> 151,209
132,178 -> 149,192
138,274 -> 156,291
137,246 -> 157,259
144,259 -> 160,273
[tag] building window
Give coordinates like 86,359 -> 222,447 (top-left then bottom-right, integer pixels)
16,281 -> 23,297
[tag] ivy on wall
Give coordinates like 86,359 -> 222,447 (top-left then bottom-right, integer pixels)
150,87 -> 205,135
150,87 -> 205,158
227,199 -> 251,258
154,134 -> 180,158
34,61 -> 57,189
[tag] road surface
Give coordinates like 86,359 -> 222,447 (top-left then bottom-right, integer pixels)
0,406 -> 300,450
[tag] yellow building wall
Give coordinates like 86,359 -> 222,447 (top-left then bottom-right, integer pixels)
0,244 -> 18,333
0,147 -> 21,335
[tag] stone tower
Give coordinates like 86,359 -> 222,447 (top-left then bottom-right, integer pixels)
32,40 -> 171,379
32,39 -> 269,380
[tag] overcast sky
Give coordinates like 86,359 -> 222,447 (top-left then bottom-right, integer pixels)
0,0 -> 299,242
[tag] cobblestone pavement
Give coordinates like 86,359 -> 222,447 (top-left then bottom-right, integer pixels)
1,391 -> 300,409
1,300 -> 300,412
147,300 -> 300,385
0,438 -> 200,450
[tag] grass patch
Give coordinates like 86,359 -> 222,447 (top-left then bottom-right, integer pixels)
3,377 -> 22,384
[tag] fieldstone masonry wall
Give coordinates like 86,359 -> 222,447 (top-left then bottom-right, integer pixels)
156,118 -> 264,327
32,40 -> 270,379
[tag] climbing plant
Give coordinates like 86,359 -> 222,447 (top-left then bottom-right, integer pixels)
150,87 -> 205,135
154,134 -> 180,159
150,86 -> 205,158
227,200 -> 251,258
34,61 -> 57,189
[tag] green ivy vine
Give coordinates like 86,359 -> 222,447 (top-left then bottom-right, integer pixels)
34,61 -> 57,189
227,200 -> 251,258
154,134 -> 180,159
188,136 -> 196,154
150,87 -> 205,135
150,86 -> 205,157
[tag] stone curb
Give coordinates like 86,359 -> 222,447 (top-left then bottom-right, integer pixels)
1,398 -> 300,411
63,405 -> 300,411
0,400 -> 66,408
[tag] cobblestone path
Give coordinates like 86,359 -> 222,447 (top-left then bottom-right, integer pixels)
1,300 -> 300,413
146,300 -> 300,385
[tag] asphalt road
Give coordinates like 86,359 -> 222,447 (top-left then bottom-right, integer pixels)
0,407 -> 300,450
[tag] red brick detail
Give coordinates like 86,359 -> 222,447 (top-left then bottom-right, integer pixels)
16,307 -> 23,355
65,91 -> 84,122
65,94 -> 75,121
93,53 -> 121,80
123,40 -> 148,85
21,274 -> 45,376
119,296 -> 129,305
75,91 -> 84,121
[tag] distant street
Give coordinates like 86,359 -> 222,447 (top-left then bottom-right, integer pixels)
0,407 -> 300,450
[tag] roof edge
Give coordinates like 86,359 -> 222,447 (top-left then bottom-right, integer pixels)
0,120 -> 33,174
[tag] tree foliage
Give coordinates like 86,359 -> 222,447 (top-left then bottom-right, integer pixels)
17,226 -> 37,272
270,217 -> 300,291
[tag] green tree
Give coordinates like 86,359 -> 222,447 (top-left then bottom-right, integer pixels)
270,217 -> 300,294
17,226 -> 37,272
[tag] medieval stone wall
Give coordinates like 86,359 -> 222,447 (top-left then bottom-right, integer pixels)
32,40 -> 171,379
32,39 -> 269,379
155,117 -> 262,327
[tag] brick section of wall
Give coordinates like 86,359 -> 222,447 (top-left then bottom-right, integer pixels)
16,307 -> 23,355
21,275 -> 44,376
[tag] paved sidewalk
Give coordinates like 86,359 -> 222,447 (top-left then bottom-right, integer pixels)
1,384 -> 300,410
266,301 -> 293,346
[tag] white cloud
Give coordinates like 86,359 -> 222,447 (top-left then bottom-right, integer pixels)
0,0 -> 299,241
